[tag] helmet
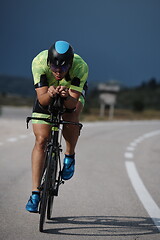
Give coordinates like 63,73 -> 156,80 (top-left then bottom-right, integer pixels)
48,40 -> 74,70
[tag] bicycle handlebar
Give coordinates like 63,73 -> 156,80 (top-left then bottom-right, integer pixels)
48,94 -> 65,114
26,94 -> 83,131
26,117 -> 83,130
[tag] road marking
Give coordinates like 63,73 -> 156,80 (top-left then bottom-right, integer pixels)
125,130 -> 160,161
126,146 -> 135,151
124,152 -> 133,158
7,137 -> 18,142
130,142 -> 137,147
143,130 -> 160,138
19,135 -> 28,139
134,137 -> 144,143
125,161 -> 160,231
0,133 -> 33,147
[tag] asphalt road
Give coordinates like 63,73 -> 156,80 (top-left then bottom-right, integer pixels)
0,110 -> 160,240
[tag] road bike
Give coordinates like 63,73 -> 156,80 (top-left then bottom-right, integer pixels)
26,95 -> 82,232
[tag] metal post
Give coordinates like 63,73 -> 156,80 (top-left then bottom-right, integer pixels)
108,104 -> 114,120
100,102 -> 105,117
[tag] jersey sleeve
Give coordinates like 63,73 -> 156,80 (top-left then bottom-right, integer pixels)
32,51 -> 48,88
70,60 -> 89,93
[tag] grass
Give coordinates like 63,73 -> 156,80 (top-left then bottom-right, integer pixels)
80,108 -> 160,121
1,95 -> 160,122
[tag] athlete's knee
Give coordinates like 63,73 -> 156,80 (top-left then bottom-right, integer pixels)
63,110 -> 80,123
35,135 -> 48,150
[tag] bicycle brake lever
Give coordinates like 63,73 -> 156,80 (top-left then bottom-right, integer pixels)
26,117 -> 31,129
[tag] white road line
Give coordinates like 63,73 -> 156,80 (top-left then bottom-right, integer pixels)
124,152 -> 133,159
126,130 -> 160,157
7,137 -> 18,142
130,142 -> 137,147
134,137 -> 144,143
0,133 -> 32,146
143,130 -> 160,138
125,161 -> 160,231
126,146 -> 135,151
19,135 -> 28,139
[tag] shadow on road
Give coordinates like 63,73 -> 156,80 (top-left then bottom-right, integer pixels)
43,215 -> 159,237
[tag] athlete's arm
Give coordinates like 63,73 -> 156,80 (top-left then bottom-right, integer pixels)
35,86 -> 57,106
56,86 -> 81,109
36,85 -> 80,109
64,89 -> 81,109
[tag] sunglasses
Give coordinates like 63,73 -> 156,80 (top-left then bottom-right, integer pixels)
50,63 -> 70,73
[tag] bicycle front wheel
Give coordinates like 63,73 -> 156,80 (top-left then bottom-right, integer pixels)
39,149 -> 53,232
47,152 -> 58,220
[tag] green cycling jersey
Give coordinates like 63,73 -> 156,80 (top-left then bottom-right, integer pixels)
32,50 -> 88,95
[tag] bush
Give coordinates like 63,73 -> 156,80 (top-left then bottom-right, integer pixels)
132,100 -> 145,112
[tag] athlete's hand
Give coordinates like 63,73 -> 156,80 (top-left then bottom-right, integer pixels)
56,86 -> 69,98
48,86 -> 58,98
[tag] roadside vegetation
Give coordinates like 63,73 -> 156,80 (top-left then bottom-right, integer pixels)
0,77 -> 160,121
82,78 -> 160,121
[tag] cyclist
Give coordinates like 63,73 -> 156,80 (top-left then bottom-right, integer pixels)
26,40 -> 88,212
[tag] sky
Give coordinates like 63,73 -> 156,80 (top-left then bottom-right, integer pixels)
1,0 -> 160,87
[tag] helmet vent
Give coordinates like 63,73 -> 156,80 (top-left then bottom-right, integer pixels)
55,41 -> 69,54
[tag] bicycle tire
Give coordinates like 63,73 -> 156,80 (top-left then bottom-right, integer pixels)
47,129 -> 59,220
39,148 -> 53,232
47,152 -> 58,220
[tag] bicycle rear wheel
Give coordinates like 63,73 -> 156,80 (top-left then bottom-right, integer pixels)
39,149 -> 53,232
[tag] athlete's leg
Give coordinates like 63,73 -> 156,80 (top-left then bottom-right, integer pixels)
31,124 -> 51,191
62,101 -> 83,155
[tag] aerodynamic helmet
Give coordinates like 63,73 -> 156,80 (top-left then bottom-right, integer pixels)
47,40 -> 74,72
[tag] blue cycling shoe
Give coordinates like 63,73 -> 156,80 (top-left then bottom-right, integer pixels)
26,193 -> 40,213
61,156 -> 75,180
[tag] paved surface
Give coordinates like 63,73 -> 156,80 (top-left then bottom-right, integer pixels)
0,108 -> 160,239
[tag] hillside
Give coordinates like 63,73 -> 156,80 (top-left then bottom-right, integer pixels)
0,75 -> 160,112
85,78 -> 160,111
0,75 -> 34,97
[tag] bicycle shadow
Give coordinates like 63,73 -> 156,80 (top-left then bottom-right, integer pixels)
44,215 -> 160,236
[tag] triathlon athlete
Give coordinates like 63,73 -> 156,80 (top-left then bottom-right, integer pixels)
26,40 -> 89,212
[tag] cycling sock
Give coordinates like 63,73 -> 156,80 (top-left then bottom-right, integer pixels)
32,191 -> 40,196
65,153 -> 75,159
